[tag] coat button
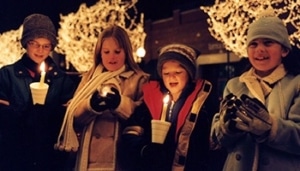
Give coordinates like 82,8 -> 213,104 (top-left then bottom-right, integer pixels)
235,154 -> 242,161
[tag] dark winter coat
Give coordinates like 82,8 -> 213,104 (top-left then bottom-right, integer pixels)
0,54 -> 77,171
122,80 -> 215,171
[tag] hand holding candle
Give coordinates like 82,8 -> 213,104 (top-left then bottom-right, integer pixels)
91,84 -> 119,111
160,94 -> 170,121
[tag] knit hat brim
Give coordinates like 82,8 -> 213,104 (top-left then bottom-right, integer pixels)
21,29 -> 58,48
157,51 -> 196,80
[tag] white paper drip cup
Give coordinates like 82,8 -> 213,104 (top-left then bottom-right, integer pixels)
30,82 -> 49,105
151,120 -> 171,144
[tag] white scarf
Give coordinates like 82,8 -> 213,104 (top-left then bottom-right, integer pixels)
55,65 -> 126,152
239,64 -> 286,103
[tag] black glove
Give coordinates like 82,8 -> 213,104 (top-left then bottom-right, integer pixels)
104,87 -> 121,110
90,90 -> 108,112
219,93 -> 242,133
235,94 -> 272,136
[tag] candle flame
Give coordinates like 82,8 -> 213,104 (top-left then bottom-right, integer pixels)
100,85 -> 111,97
40,62 -> 45,72
163,94 -> 170,104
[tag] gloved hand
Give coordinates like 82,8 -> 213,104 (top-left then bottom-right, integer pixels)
104,87 -> 121,110
235,94 -> 272,136
219,93 -> 242,134
90,90 -> 108,112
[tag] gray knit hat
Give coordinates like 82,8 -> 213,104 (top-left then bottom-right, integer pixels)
21,13 -> 57,49
247,15 -> 291,50
157,44 -> 199,80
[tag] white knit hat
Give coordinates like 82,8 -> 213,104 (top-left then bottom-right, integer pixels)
247,12 -> 291,50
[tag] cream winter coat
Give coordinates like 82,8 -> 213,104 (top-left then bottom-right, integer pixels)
211,65 -> 300,171
56,65 -> 149,171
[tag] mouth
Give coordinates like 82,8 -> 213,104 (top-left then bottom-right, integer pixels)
255,56 -> 269,61
34,54 -> 44,58
169,82 -> 178,87
109,61 -> 117,64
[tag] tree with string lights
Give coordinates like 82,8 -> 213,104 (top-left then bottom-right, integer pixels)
201,0 -> 300,57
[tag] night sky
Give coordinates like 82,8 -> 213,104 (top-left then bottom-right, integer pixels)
0,0 -> 214,33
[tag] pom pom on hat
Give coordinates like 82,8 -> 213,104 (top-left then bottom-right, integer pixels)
157,44 -> 200,80
246,8 -> 291,50
21,13 -> 57,49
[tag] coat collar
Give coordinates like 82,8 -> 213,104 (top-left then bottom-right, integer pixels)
239,64 -> 287,102
14,54 -> 65,84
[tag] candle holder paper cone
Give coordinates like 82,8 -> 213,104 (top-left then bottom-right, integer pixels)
30,82 -> 49,105
151,120 -> 171,144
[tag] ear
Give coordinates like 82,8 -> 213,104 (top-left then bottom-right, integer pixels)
281,47 -> 290,58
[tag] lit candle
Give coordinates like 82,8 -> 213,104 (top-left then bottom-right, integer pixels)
39,61 -> 46,86
100,85 -> 112,97
160,94 -> 170,121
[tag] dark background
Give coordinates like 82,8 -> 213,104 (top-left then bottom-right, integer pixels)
0,0 -> 214,33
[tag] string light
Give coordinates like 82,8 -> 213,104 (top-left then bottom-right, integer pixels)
56,0 -> 146,71
0,0 -> 146,72
200,0 -> 300,57
0,28 -> 25,68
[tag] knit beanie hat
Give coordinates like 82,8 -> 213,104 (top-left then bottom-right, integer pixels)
247,13 -> 291,50
21,13 -> 57,49
157,44 -> 199,80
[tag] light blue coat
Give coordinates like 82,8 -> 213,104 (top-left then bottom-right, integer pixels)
211,69 -> 300,171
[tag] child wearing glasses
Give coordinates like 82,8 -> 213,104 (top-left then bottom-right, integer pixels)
0,13 -> 77,170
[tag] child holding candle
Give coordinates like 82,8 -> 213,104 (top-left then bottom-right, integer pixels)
0,14 -> 77,170
122,43 -> 219,171
55,25 -> 149,171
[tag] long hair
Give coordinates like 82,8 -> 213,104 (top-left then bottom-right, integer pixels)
92,25 -> 142,73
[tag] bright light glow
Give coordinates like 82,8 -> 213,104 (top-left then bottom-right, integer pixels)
200,0 -> 300,57
163,94 -> 170,104
136,46 -> 146,63
136,47 -> 146,58
161,94 -> 170,121
40,61 -> 45,73
0,28 -> 25,68
100,85 -> 112,97
39,61 -> 46,85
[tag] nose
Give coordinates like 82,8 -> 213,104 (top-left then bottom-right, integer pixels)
255,43 -> 266,52
167,73 -> 177,79
36,45 -> 44,52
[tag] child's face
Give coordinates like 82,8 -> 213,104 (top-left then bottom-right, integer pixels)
101,37 -> 126,71
247,38 -> 289,77
161,60 -> 189,100
26,38 -> 52,64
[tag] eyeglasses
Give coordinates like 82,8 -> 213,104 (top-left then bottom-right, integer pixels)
27,41 -> 52,51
